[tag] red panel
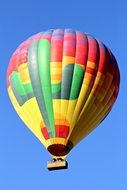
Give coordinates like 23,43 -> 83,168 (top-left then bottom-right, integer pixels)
85,67 -> 96,75
50,37 -> 63,62
97,41 -> 108,74
64,34 -> 76,41
87,36 -> 99,63
55,125 -> 69,138
75,32 -> 88,66
41,127 -> 50,140
7,51 -> 19,78
63,33 -> 76,57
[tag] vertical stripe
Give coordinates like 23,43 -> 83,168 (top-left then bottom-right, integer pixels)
28,41 -> 53,136
71,35 -> 99,127
66,32 -> 88,127
61,29 -> 76,99
69,64 -> 84,99
61,64 -> 74,99
38,39 -> 55,137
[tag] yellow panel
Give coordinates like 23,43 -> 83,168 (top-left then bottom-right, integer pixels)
69,82 -> 116,146
96,89 -> 106,101
53,100 -> 61,113
54,116 -> 69,125
45,138 -> 67,148
79,71 -> 111,121
62,56 -> 75,67
84,84 -> 115,128
87,61 -> 97,69
53,100 -> 78,129
94,72 -> 104,85
50,63 -> 62,83
78,72 -> 105,120
51,68 -> 62,75
50,62 -> 62,68
18,62 -> 30,84
53,100 -> 69,126
84,72 -> 94,80
51,74 -> 61,83
71,83 -> 91,129
96,73 -> 113,102
102,85 -> 115,104
60,100 -> 69,118
8,86 -> 47,147
65,61 -> 103,138
18,63 -> 27,71
83,85 -> 114,128
72,96 -> 114,146
22,99 -> 45,126
52,100 -> 60,126
66,100 -> 77,127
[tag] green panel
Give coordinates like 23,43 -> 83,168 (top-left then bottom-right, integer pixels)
11,72 -> 26,96
61,64 -> 74,99
24,83 -> 33,93
28,41 -> 51,134
70,64 -> 84,99
38,39 -> 55,137
52,83 -> 61,94
10,72 -> 34,105
52,83 -> 61,99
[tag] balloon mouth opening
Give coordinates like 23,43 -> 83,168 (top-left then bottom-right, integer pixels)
47,142 -> 73,156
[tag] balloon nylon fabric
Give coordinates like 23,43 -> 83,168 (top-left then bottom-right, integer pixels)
7,29 -> 120,157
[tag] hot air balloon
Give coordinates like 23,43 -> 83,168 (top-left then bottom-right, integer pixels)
7,29 -> 120,170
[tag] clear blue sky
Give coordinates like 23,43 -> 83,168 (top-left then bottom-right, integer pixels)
0,0 -> 126,189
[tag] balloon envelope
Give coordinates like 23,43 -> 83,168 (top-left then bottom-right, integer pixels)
7,29 -> 120,157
